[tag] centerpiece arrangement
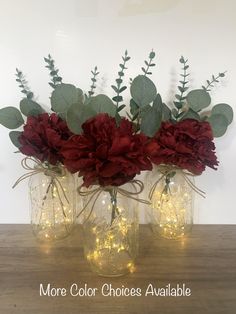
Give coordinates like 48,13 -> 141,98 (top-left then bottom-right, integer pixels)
0,51 -> 233,276
0,58 -> 77,241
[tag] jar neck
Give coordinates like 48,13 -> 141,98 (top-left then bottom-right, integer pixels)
34,162 -> 66,178
155,164 -> 195,177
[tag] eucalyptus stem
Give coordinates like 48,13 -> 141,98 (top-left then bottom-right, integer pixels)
174,56 -> 189,118
88,66 -> 99,97
142,50 -> 156,76
112,50 -> 130,110
202,71 -> 226,92
44,54 -> 62,89
15,68 -> 34,99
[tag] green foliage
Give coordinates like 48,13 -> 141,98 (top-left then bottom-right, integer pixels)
211,103 -> 233,125
2,53 -> 233,144
140,104 -> 161,137
202,71 -> 226,92
51,83 -> 83,117
88,66 -> 99,97
112,50 -> 130,109
15,68 -> 34,99
130,75 -> 157,107
20,98 -> 44,117
186,89 -> 211,112
180,108 -> 201,121
172,108 -> 178,119
0,107 -> 24,129
202,72 -> 226,92
44,54 -> 62,89
153,94 -> 171,121
66,103 -> 96,134
129,99 -> 139,116
9,131 -> 22,148
207,103 -> 233,137
207,114 -> 229,137
141,50 -> 156,76
87,94 -> 116,117
174,56 -> 189,110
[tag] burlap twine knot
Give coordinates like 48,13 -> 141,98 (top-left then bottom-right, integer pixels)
77,179 -> 151,222
149,164 -> 206,201
12,157 -> 69,215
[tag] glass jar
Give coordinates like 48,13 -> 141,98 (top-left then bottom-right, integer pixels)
82,183 -> 139,277
29,164 -> 76,241
147,165 -> 194,239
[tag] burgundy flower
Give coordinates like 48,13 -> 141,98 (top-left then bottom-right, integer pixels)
19,113 -> 72,165
145,119 -> 218,175
61,113 -> 152,187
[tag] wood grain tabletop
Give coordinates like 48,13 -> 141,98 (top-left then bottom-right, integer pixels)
0,224 -> 235,314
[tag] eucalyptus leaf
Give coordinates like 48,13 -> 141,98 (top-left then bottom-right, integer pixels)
119,86 -> 127,93
130,99 -> 139,116
115,112 -> 122,125
180,108 -> 201,121
172,108 -> 178,118
130,75 -> 157,107
111,85 -> 119,93
161,103 -> 171,121
153,94 -> 162,109
211,103 -> 233,125
66,103 -> 96,134
87,94 -> 116,117
0,107 -> 24,129
20,98 -> 44,117
58,112 -> 67,120
174,101 -> 183,109
207,114 -> 228,137
140,105 -> 152,118
51,83 -> 83,115
9,131 -> 22,148
112,95 -> 123,103
140,106 -> 161,137
117,104 -> 126,112
153,94 -> 171,121
149,51 -> 155,59
187,89 -> 211,111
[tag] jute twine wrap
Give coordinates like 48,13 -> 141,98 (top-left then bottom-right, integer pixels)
12,157 -> 69,213
77,179 -> 151,222
149,165 -> 206,201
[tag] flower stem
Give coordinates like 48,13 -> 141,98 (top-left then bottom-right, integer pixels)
109,188 -> 118,226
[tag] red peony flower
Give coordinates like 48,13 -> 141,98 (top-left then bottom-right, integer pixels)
145,119 -> 218,175
61,113 -> 152,187
19,113 -> 72,165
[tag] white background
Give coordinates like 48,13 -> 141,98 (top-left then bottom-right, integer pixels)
0,0 -> 235,223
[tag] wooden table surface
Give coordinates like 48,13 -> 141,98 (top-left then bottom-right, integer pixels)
0,225 -> 235,314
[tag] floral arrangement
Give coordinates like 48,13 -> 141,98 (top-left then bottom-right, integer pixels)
0,51 -> 233,184
0,51 -> 234,275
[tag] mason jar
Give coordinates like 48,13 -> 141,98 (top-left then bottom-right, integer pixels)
147,165 -> 194,239
82,183 -> 139,277
29,164 -> 76,241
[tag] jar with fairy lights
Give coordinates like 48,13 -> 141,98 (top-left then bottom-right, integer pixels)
80,182 -> 139,277
29,163 -> 76,241
147,165 -> 195,240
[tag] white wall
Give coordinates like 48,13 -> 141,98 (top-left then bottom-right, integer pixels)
0,0 -> 235,223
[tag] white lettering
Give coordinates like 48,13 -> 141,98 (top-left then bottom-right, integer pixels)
70,283 -> 97,297
39,284 -> 66,297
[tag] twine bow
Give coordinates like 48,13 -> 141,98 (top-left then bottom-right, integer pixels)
77,179 -> 151,222
149,165 -> 206,201
12,157 -> 69,209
